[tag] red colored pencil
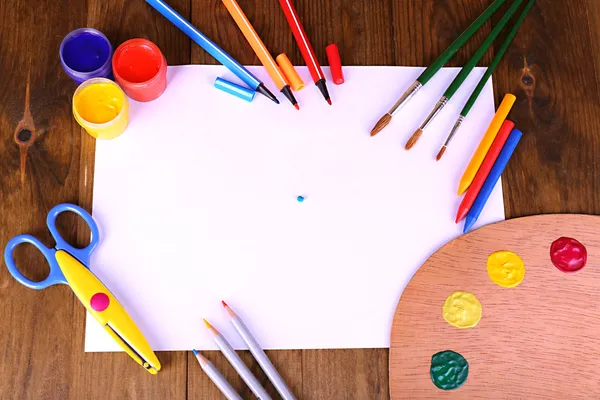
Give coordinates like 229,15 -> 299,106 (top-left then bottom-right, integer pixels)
277,0 -> 331,105
455,120 -> 515,223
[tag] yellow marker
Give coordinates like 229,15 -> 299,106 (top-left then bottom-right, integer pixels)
458,93 -> 516,194
73,78 -> 129,139
276,53 -> 305,92
487,250 -> 525,288
442,291 -> 482,329
221,0 -> 298,108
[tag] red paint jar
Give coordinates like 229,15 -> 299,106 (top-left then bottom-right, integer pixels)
112,38 -> 167,102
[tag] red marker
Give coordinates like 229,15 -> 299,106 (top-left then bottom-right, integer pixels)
455,120 -> 515,223
278,0 -> 331,105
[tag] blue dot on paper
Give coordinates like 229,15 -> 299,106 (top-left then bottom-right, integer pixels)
297,196 -> 305,203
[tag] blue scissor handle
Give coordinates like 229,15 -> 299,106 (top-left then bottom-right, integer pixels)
4,234 -> 67,289
46,203 -> 100,266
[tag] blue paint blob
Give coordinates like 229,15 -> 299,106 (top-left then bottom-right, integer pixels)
297,196 -> 305,202
63,32 -> 110,72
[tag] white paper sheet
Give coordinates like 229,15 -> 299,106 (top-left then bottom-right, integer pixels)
86,65 -> 504,351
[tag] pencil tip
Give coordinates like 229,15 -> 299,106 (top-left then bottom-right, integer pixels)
192,349 -> 198,355
370,114 -> 392,136
405,129 -> 423,150
326,98 -> 332,105
436,146 -> 446,161
221,300 -> 228,308
294,103 -> 300,110
203,319 -> 213,329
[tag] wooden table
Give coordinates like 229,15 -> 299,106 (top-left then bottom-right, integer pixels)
1,0 -> 599,398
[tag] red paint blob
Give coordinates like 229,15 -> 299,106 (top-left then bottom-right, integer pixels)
90,292 -> 110,312
550,237 -> 587,273
112,38 -> 167,102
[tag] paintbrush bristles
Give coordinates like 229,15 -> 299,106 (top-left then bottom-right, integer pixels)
436,146 -> 447,161
370,113 -> 392,136
405,129 -> 423,150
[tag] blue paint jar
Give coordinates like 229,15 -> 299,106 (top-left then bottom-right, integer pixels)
60,28 -> 113,84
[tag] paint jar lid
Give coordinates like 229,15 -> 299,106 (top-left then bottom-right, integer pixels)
214,77 -> 255,102
60,28 -> 113,84
326,44 -> 344,85
276,54 -> 305,92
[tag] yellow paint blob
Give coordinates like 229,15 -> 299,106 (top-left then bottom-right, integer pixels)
73,78 -> 129,139
442,291 -> 482,329
487,250 -> 525,288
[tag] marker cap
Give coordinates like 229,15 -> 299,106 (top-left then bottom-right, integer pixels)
214,78 -> 256,102
326,44 -> 344,85
276,53 -> 305,92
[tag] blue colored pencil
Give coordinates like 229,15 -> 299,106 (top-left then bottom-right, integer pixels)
463,129 -> 523,233
145,0 -> 279,104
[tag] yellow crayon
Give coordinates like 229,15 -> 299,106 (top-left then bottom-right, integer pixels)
458,93 -> 516,195
222,0 -> 299,108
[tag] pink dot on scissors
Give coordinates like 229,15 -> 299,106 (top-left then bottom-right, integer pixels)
90,293 -> 110,312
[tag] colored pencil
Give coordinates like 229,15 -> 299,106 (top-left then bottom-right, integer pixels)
222,301 -> 296,400
458,93 -> 516,195
463,128 -> 522,233
221,0 -> 299,109
456,119 -> 514,223
203,319 -> 272,400
145,0 -> 279,104
437,0 -> 534,160
277,0 -> 332,105
404,0 -> 524,150
369,0 -> 507,136
192,350 -> 243,400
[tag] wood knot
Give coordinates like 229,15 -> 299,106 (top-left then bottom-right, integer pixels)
16,129 -> 33,144
521,74 -> 535,87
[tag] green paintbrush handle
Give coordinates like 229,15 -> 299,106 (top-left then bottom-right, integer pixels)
416,0 -> 507,85
461,0 -> 535,117
443,0 -> 525,99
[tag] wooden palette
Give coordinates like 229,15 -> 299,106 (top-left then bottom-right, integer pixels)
390,214 -> 600,399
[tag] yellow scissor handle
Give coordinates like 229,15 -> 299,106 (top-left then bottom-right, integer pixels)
55,250 -> 161,373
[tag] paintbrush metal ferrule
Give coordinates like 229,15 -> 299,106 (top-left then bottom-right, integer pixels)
437,114 -> 463,161
405,97 -> 448,150
389,81 -> 422,116
443,114 -> 465,147
419,96 -> 449,131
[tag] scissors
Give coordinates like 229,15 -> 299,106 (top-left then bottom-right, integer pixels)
4,203 -> 161,374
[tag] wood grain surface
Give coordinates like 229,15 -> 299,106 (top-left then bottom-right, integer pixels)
0,0 -> 598,398
390,214 -> 600,399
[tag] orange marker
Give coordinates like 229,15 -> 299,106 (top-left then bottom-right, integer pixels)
221,0 -> 299,109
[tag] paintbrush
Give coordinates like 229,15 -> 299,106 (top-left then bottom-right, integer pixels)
404,0 -> 524,150
369,0 -> 507,137
436,0 -> 534,160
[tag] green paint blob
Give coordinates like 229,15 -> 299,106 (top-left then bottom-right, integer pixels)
430,350 -> 469,390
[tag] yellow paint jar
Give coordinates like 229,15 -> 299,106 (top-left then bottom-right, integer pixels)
73,78 -> 129,139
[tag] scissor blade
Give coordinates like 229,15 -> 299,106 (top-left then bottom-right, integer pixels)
54,250 -> 161,374
104,324 -> 160,374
